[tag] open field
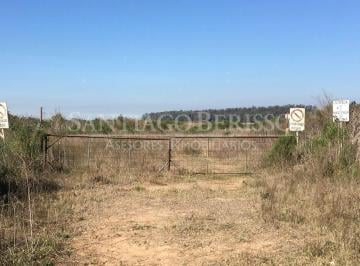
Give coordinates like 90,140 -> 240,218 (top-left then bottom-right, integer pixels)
2,1 -> 360,264
2,106 -> 360,265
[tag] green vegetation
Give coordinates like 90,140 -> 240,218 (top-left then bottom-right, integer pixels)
0,115 -> 67,265
265,135 -> 297,165
261,107 -> 360,264
0,115 -> 45,196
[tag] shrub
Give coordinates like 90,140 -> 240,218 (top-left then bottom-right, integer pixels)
265,135 -> 297,165
303,121 -> 358,178
0,118 -> 46,197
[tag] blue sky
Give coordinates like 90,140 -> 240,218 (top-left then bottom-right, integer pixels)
1,0 -> 359,117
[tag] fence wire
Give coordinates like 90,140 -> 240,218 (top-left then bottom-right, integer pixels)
45,134 -> 279,175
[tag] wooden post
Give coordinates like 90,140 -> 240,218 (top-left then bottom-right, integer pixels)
168,138 -> 172,171
40,107 -> 43,126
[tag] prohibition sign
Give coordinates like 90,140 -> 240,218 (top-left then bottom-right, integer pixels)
0,104 -> 6,118
290,109 -> 304,123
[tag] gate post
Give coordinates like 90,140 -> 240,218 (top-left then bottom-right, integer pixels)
168,138 -> 172,171
207,137 -> 210,174
42,134 -> 48,170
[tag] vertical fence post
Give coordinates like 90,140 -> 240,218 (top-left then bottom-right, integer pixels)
42,134 -> 48,170
128,148 -> 131,173
207,137 -> 210,174
87,138 -> 91,171
40,107 -> 43,127
245,146 -> 248,173
168,138 -> 172,171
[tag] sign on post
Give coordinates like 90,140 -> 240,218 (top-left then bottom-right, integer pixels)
289,108 -> 305,132
333,100 -> 350,122
0,102 -> 9,140
0,102 -> 9,129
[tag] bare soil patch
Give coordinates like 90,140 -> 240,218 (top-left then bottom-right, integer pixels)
60,176 -> 310,265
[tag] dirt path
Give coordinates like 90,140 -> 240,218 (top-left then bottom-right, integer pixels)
63,176 -> 300,265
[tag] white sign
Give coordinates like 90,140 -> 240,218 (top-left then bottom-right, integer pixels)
333,100 -> 350,122
289,108 -> 305,132
0,102 -> 9,129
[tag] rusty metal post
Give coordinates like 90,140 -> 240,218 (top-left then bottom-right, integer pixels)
42,134 -> 48,170
168,138 -> 172,171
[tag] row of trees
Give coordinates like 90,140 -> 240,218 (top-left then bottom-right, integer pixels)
143,104 -> 316,122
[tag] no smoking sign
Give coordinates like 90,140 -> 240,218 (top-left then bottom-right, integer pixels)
289,108 -> 305,132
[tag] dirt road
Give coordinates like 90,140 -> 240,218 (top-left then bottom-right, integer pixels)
64,176 -> 302,265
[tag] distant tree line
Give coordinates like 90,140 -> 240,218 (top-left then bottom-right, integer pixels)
143,105 -> 317,122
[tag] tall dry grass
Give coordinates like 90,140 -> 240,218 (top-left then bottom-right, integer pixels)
261,105 -> 360,264
0,116 -> 70,265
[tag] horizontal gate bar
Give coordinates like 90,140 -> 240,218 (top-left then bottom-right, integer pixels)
46,133 -> 285,140
46,134 -> 170,141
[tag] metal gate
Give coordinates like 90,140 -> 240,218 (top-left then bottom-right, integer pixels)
169,136 -> 278,174
43,134 -> 280,175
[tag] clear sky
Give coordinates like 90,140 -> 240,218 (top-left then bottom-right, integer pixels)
1,0 -> 359,117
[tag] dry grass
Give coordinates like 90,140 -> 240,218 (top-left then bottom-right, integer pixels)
3,158 -> 358,265
57,174 -> 318,265
60,176 -> 278,265
0,183 -> 73,265
0,123 -> 73,265
260,168 -> 360,265
47,136 -> 276,176
3,105 -> 360,265
260,112 -> 360,265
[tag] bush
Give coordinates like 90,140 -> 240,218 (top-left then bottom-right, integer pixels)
303,121 -> 358,178
0,118 -> 46,197
265,135 -> 297,165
